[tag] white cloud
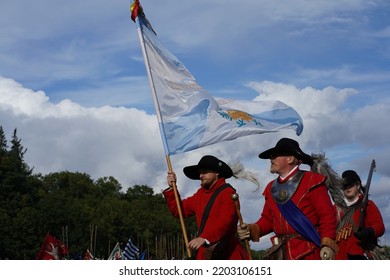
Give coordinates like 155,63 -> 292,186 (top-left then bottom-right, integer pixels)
0,76 -> 164,188
247,80 -> 390,151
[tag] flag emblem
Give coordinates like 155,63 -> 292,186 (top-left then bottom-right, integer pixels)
218,110 -> 262,127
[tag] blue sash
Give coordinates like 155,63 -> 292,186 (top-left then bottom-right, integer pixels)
277,200 -> 321,247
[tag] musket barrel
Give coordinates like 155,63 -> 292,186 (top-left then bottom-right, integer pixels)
358,159 -> 376,229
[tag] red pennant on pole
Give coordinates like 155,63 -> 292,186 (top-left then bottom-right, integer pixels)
130,0 -> 142,22
36,233 -> 68,260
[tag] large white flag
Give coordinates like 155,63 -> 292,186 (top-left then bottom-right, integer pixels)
134,3 -> 303,156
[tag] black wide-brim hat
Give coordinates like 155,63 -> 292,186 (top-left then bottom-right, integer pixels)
342,170 -> 361,187
183,155 -> 233,180
259,138 -> 313,165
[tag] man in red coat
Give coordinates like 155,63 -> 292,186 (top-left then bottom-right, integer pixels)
164,155 -> 249,260
334,170 -> 385,259
238,138 -> 337,260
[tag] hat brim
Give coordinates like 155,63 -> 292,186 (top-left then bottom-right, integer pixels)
259,147 -> 313,165
183,165 -> 202,180
259,147 -> 289,159
343,177 -> 361,188
183,163 -> 233,180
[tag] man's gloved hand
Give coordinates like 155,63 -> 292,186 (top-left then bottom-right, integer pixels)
237,223 -> 250,240
354,227 -> 375,241
320,246 -> 335,260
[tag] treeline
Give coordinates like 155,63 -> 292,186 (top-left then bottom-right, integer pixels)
0,126 -> 198,259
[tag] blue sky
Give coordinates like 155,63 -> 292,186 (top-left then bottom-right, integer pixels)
1,0 -> 389,250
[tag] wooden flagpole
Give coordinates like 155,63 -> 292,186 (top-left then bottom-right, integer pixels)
166,155 -> 192,258
231,193 -> 252,259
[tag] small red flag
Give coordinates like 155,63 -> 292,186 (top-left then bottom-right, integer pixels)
130,0 -> 142,22
84,249 -> 94,260
36,233 -> 68,260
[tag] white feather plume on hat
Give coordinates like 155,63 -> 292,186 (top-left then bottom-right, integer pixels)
229,160 -> 261,191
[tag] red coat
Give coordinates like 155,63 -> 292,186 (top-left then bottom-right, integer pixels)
254,170 -> 337,260
163,178 -> 249,260
334,196 -> 385,260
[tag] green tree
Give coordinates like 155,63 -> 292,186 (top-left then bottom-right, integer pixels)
0,126 -> 8,202
0,128 -> 39,259
37,172 -> 97,257
0,126 -> 7,156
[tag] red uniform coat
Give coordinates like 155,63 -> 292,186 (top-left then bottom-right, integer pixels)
335,196 -> 385,260
163,178 -> 249,260
254,169 -> 337,260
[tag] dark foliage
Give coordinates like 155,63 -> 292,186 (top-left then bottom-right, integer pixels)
0,126 -> 197,259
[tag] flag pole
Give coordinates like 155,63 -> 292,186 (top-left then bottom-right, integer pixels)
134,8 -> 191,258
165,155 -> 192,258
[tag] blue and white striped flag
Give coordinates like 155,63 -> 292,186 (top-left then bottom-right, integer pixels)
135,8 -> 304,156
122,238 -> 139,260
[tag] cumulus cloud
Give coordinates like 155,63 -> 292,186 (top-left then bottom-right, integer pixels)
0,76 -> 165,188
248,80 -> 390,150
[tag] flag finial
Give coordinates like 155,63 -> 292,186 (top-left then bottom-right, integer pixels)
130,0 -> 143,22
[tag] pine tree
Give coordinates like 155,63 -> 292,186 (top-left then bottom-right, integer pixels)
9,128 -> 33,179
0,127 -> 41,259
0,126 -> 7,154
0,126 -> 8,184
